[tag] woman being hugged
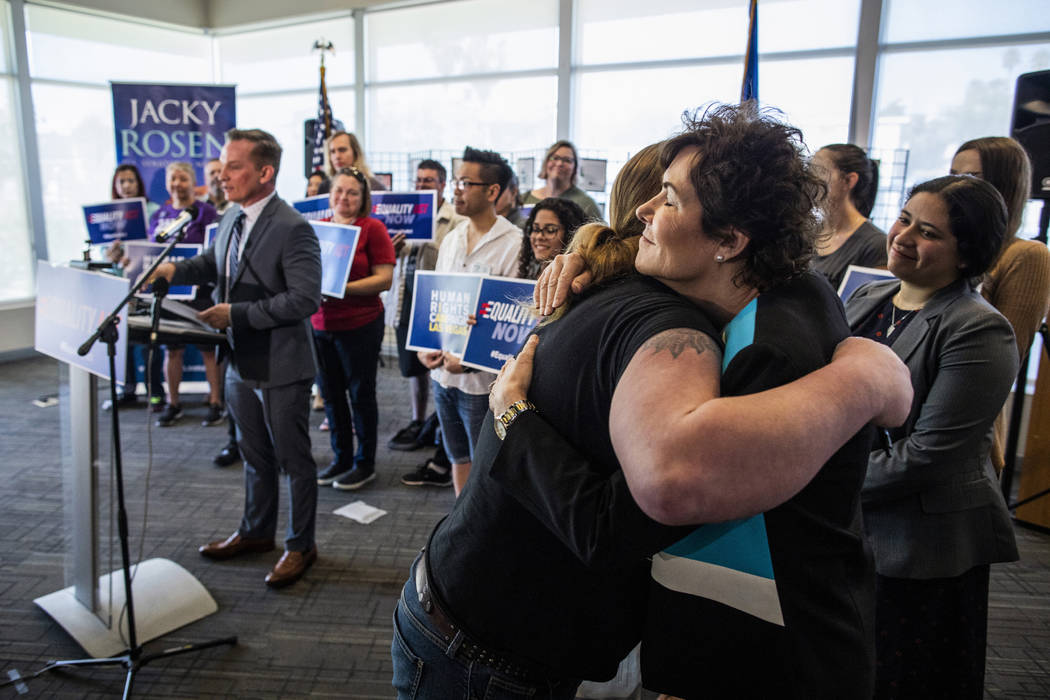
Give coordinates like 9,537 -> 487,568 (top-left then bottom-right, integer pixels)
313,167 -> 396,491
845,175 -> 1020,698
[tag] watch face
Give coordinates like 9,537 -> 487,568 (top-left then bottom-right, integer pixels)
494,419 -> 507,440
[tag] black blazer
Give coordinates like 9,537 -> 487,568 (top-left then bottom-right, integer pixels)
172,195 -> 321,388
845,278 -> 1019,578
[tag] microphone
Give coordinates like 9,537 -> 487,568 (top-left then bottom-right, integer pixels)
154,203 -> 199,242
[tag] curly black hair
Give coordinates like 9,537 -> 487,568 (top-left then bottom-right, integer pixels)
661,102 -> 824,292
517,197 -> 589,279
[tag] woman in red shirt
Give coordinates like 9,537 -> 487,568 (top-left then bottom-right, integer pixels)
313,167 -> 396,490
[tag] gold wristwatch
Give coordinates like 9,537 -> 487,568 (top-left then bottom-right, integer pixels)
494,399 -> 537,440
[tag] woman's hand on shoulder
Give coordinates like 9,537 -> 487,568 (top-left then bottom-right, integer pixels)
535,252 -> 592,315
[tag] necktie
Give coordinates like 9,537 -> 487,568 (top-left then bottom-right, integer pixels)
226,212 -> 246,300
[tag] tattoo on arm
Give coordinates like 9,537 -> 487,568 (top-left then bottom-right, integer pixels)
641,329 -> 720,360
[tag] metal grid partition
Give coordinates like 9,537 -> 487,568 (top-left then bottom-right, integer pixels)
869,147 -> 910,233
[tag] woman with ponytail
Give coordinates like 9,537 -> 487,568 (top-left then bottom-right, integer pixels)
811,143 -> 887,290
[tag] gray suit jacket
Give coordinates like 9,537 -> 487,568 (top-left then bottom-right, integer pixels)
845,278 -> 1019,578
172,195 -> 321,388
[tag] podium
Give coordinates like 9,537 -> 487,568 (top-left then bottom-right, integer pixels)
32,262 -> 221,657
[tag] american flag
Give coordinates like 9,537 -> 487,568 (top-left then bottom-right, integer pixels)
740,0 -> 759,102
311,63 -> 336,172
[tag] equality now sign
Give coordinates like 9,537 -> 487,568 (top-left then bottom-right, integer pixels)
405,272 -> 538,373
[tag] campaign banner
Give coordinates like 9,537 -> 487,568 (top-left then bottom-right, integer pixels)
111,83 -> 236,206
293,195 -> 332,222
123,241 -> 203,301
372,191 -> 436,242
405,271 -> 483,355
82,198 -> 149,244
461,277 -> 539,373
310,222 -> 362,299
838,265 -> 896,303
35,262 -> 129,384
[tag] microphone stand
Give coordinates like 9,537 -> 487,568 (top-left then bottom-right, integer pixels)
36,222 -> 236,698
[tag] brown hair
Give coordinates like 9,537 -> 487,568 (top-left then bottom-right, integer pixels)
543,142 -> 663,323
539,139 -> 580,184
331,167 -> 372,220
327,130 -> 375,179
954,136 -> 1031,241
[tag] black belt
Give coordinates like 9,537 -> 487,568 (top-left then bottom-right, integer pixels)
414,549 -> 549,682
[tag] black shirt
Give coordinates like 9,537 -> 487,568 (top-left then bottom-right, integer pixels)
425,275 -> 719,681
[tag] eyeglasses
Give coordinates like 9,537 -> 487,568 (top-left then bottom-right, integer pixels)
548,155 -> 575,165
453,178 -> 493,190
529,224 -> 563,237
415,177 -> 441,186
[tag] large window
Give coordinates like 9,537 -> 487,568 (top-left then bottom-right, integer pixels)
367,0 -> 558,82
0,2 -> 33,302
24,4 -> 211,85
216,16 -> 354,94
873,44 -> 1050,192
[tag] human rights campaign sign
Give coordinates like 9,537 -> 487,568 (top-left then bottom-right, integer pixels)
405,271 -> 482,355
82,198 -> 149,244
311,222 -> 361,299
123,241 -> 203,301
372,191 -> 435,242
111,83 -> 236,206
35,262 -> 129,384
293,195 -> 333,222
461,277 -> 539,373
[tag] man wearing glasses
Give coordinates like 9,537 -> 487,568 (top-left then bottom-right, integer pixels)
416,147 -> 522,495
386,160 -> 465,465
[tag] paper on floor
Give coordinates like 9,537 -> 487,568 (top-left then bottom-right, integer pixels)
333,500 -> 387,524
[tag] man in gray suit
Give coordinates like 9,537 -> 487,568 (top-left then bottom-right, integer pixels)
150,128 -> 322,588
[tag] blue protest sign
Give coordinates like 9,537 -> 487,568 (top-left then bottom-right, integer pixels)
122,241 -> 203,301
311,222 -> 362,299
82,198 -> 149,244
204,222 -> 218,249
838,265 -> 896,302
461,277 -> 539,372
35,262 -> 129,384
371,191 -> 436,242
405,271 -> 483,354
292,195 -> 332,222
111,83 -> 236,206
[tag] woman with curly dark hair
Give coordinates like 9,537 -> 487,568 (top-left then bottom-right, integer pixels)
390,104 -> 911,699
517,197 -> 588,279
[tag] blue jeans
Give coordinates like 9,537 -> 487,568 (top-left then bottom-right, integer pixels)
313,315 -> 385,470
391,559 -> 580,699
432,381 -> 488,464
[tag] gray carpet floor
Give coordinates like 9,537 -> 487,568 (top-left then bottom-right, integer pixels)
1,354 -> 1048,698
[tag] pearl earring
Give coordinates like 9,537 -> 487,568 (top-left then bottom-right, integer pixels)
715,254 -> 725,263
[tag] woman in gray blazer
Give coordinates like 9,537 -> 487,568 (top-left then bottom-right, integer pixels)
845,175 -> 1020,698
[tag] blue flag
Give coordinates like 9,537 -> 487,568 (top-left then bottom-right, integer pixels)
741,0 -> 759,102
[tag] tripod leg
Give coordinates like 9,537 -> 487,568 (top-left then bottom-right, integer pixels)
42,654 -> 131,671
138,635 -> 238,667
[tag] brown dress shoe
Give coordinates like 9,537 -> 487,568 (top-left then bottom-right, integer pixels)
264,547 -> 318,588
199,532 -> 275,560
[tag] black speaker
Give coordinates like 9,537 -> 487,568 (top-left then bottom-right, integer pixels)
1011,70 -> 1050,201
